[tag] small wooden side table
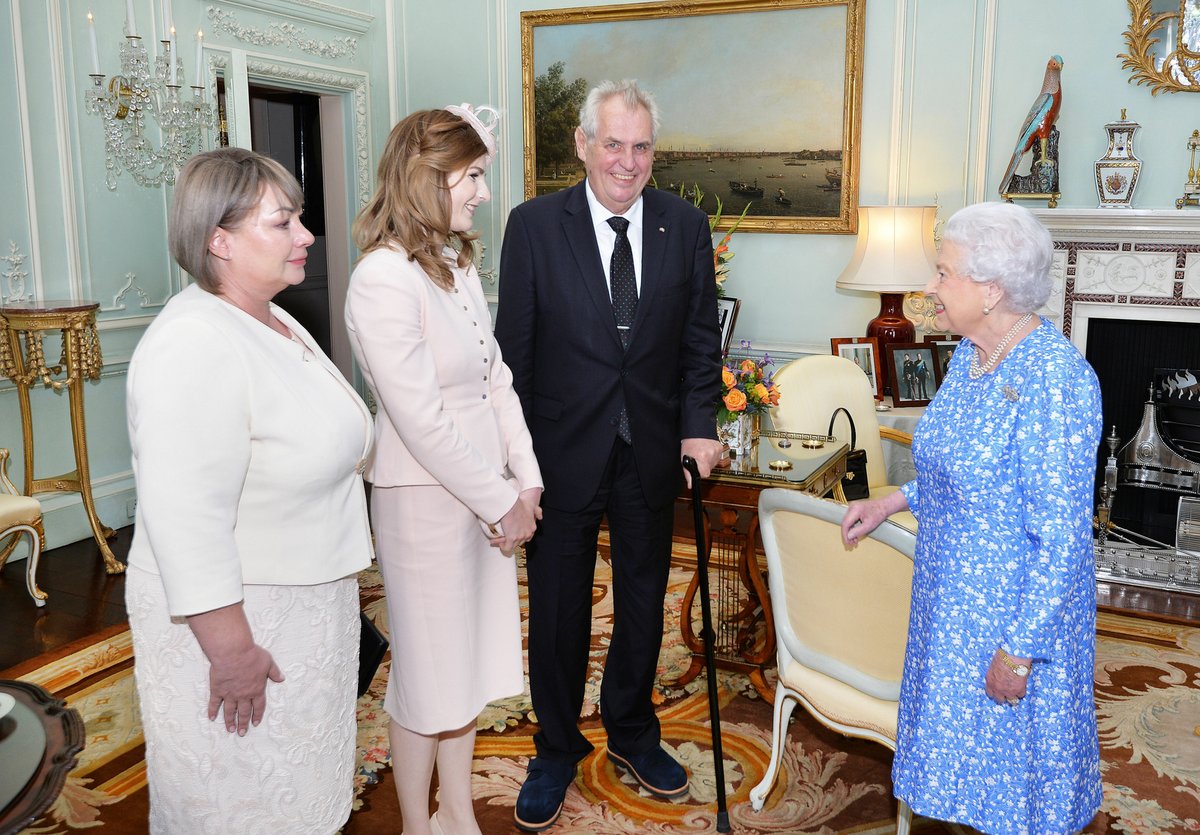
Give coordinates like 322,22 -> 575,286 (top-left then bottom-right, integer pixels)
671,430 -> 847,703
0,301 -> 123,574
0,679 -> 85,834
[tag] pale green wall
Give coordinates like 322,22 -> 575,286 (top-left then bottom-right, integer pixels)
2,0 -> 1196,553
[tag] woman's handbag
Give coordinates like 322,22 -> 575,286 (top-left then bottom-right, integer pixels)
828,406 -> 870,501
358,611 -> 389,698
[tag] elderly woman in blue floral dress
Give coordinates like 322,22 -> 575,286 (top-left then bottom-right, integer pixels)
841,201 -> 1103,833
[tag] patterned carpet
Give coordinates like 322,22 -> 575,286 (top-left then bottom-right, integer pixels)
9,548 -> 1200,834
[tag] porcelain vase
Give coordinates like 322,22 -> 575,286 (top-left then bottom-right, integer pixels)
1095,110 -> 1141,208
718,412 -> 760,460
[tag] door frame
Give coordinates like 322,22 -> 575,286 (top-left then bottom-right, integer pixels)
207,48 -> 371,379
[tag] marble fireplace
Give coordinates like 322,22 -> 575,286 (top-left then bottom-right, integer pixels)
1033,208 -> 1200,592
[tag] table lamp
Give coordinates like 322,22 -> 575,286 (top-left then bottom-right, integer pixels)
835,206 -> 938,369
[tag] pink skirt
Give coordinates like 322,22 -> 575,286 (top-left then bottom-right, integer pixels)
372,484 -> 523,733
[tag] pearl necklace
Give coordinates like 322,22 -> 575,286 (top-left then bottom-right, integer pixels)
969,313 -> 1033,380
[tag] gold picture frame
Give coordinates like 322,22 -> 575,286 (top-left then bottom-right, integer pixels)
520,0 -> 866,234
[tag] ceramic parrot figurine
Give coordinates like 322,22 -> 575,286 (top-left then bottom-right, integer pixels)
998,54 -> 1064,195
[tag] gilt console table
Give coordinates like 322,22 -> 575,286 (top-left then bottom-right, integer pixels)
671,430 -> 847,703
0,301 -> 123,574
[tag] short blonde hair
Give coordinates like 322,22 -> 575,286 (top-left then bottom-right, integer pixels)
352,109 -> 489,290
169,148 -> 303,292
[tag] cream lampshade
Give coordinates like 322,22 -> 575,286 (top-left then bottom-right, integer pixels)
836,206 -> 938,390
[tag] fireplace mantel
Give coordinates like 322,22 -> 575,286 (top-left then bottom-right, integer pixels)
1026,208 -> 1200,351
1033,207 -> 1200,241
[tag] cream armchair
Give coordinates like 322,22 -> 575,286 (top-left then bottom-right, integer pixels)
750,488 -> 914,833
771,354 -> 916,531
0,448 -> 46,606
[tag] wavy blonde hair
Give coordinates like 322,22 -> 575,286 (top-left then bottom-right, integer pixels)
353,109 -> 488,290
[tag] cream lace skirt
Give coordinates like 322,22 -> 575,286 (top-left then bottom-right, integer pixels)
126,565 -> 360,835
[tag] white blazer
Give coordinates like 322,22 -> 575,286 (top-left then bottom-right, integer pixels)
126,284 -> 375,617
345,246 -> 541,526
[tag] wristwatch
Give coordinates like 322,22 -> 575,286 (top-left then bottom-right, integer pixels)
998,648 -> 1030,677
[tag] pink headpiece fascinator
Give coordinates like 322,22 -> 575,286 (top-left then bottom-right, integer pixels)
444,103 -> 499,165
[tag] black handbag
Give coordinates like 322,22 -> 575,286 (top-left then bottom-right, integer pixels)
828,406 -> 870,501
357,611 -> 389,698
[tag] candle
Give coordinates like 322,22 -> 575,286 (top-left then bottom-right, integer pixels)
125,0 -> 137,37
169,26 -> 177,85
87,12 -> 100,75
194,30 -> 204,84
161,0 -> 173,37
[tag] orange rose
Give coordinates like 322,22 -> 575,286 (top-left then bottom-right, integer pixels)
740,359 -> 756,373
723,388 -> 748,411
722,367 -> 737,389
768,386 -> 781,405
753,383 -> 770,403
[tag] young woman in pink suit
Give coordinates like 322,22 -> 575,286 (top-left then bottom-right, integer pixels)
346,106 -> 542,835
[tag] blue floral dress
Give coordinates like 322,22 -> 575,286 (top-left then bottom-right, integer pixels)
895,319 -> 1103,833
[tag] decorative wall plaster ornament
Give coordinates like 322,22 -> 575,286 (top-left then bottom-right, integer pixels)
110,271 -> 159,311
206,7 -> 358,59
1095,110 -> 1142,208
2,242 -> 32,303
208,54 -> 370,208
1184,253 -> 1200,297
1076,252 -> 1175,296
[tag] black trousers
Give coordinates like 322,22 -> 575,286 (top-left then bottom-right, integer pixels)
525,438 -> 675,767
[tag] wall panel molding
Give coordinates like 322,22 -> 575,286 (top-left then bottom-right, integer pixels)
47,1 -> 84,299
10,1 -> 43,302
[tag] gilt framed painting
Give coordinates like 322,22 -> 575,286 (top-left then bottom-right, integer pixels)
520,0 -> 866,234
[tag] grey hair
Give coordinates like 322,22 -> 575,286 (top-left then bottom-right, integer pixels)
578,79 -> 661,144
169,147 -> 303,292
940,201 -> 1053,314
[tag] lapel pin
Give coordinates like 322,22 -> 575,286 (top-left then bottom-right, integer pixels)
659,227 -> 665,233
1003,385 -> 1020,402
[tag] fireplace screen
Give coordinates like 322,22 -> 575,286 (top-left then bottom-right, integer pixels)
1095,368 -> 1200,594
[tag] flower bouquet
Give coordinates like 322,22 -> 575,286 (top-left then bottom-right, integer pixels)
717,342 -> 780,457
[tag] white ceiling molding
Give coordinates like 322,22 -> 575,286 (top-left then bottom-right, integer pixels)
210,0 -> 374,35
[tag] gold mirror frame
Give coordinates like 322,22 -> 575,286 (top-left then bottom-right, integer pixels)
1121,0 -> 1200,94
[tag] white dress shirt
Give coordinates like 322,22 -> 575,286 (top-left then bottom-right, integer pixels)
584,181 -> 644,297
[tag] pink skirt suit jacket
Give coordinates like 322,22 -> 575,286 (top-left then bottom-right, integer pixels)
345,245 -> 542,733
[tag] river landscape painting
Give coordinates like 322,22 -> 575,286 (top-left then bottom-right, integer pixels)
521,0 -> 865,233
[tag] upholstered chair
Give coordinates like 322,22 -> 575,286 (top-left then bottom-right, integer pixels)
750,489 -> 914,834
770,354 -> 916,531
0,448 -> 47,606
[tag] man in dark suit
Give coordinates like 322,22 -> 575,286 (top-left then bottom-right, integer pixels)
495,80 -> 724,831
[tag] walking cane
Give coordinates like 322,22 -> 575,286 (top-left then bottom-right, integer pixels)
681,455 -> 730,833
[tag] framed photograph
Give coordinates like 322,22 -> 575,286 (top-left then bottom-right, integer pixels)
885,342 -> 939,408
717,296 -> 741,355
928,340 -> 960,384
922,333 -> 961,344
520,0 -> 866,234
831,335 -> 882,400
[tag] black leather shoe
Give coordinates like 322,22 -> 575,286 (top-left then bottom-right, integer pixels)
606,745 -> 689,798
514,758 -> 574,832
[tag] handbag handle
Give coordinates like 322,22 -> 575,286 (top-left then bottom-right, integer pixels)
827,406 -> 857,449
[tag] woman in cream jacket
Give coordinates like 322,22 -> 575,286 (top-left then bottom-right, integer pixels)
346,105 -> 541,835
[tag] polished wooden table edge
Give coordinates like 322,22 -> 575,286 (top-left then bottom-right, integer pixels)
0,680 -> 85,835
